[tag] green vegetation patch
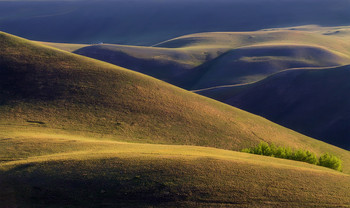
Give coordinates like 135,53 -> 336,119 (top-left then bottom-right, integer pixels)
242,142 -> 343,171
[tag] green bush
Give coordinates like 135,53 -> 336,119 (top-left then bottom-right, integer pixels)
318,153 -> 343,172
304,151 -> 318,165
241,142 -> 342,171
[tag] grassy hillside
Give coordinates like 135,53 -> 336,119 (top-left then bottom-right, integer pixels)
263,25 -> 350,41
42,29 -> 350,90
186,44 -> 350,89
198,65 -> 350,150
73,44 -> 226,87
2,31 -> 345,155
153,30 -> 350,55
35,28 -> 350,148
2,32 -> 350,207
1,134 -> 350,207
35,41 -> 89,52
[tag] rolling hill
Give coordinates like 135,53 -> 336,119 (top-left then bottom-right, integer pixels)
73,44 -> 226,87
197,65 -> 350,150
1,32 -> 350,207
2,138 -> 350,207
262,25 -> 350,41
185,44 -> 350,89
42,29 -> 350,90
153,29 -> 350,52
3,31 -> 342,162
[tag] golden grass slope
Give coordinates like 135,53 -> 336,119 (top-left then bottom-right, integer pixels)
1,31 -> 350,167
0,31 -> 328,151
35,41 -> 89,52
1,134 -> 350,207
262,25 -> 350,40
153,29 -> 350,56
1,31 -> 350,207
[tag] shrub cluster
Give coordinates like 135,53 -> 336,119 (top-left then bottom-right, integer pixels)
241,142 -> 342,171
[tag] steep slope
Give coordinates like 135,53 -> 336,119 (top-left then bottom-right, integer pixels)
198,65 -> 350,150
1,32 -> 350,207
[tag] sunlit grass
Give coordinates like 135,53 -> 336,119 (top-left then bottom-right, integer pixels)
1,134 -> 350,207
1,31 -> 350,207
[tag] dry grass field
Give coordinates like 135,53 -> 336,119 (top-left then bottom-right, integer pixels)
1,31 -> 350,207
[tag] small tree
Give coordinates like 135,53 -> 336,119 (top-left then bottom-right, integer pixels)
304,150 -> 318,165
284,147 -> 293,160
293,150 -> 303,161
318,153 -> 343,172
274,146 -> 287,158
260,142 -> 272,156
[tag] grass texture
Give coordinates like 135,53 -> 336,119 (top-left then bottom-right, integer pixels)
1,31 -> 350,207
